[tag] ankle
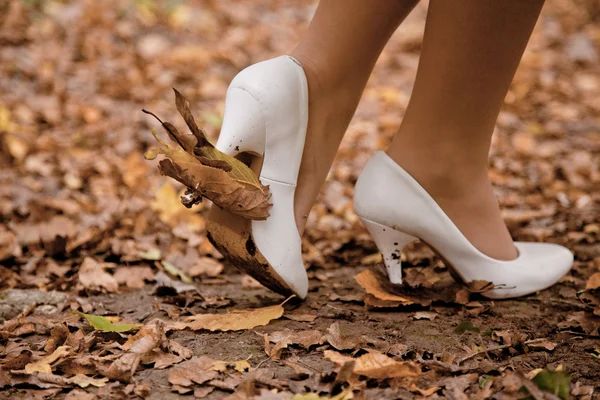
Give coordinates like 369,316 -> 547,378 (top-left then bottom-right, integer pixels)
386,147 -> 490,199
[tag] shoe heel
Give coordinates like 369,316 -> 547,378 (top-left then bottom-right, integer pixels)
359,218 -> 418,285
216,87 -> 266,156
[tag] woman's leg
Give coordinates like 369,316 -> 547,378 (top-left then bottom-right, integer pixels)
387,0 -> 545,260
290,0 -> 419,233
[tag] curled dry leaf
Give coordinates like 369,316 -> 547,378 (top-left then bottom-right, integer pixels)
167,356 -> 219,387
354,269 -> 413,306
326,322 -> 368,351
168,300 -> 286,332
25,345 -> 72,374
77,257 -> 118,293
210,359 -> 251,373
143,89 -> 272,220
526,339 -> 557,352
113,266 -> 155,289
466,280 -> 495,293
324,350 -> 421,379
103,322 -> 165,381
264,329 -> 325,359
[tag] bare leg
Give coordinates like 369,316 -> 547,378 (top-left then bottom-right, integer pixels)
291,0 -> 419,233
387,0 -> 544,260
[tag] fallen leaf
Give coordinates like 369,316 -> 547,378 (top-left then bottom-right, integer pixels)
143,89 -> 272,220
586,272 -> 600,290
25,346 -> 72,374
104,322 -> 165,380
77,257 -> 118,293
527,339 -> 557,352
76,311 -> 141,333
69,374 -> 109,388
168,300 -> 286,332
466,280 -> 495,293
324,350 -> 420,379
325,322 -> 366,351
113,266 -> 155,289
354,269 -> 413,305
168,356 -> 219,387
188,257 -> 224,277
265,329 -> 325,359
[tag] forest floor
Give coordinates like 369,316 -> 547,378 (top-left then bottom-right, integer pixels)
1,0 -> 599,399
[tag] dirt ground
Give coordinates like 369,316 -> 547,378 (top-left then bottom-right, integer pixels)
1,0 -> 599,399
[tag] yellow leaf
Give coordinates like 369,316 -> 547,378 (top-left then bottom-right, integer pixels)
168,299 -> 290,332
151,183 -> 205,228
354,269 -> 413,304
25,346 -> 72,374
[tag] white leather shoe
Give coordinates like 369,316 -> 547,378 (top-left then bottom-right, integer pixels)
354,151 -> 574,299
206,56 -> 309,299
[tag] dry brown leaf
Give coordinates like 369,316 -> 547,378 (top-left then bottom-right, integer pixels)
113,266 -> 155,289
526,339 -> 557,351
466,280 -> 495,293
103,322 -> 165,380
25,345 -> 72,374
455,289 -> 471,305
167,356 -> 218,387
354,269 -> 413,305
284,313 -> 318,323
324,350 -> 421,379
168,301 -> 286,332
586,272 -> 600,290
265,329 -> 325,359
326,322 -> 367,351
0,228 -> 21,260
69,374 -> 109,388
143,89 -> 272,220
77,257 -> 118,293
188,257 -> 224,277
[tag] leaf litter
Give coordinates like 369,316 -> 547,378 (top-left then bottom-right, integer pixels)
0,0 -> 599,398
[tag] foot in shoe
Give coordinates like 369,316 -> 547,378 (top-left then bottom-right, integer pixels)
390,154 -> 518,261
206,56 -> 357,299
354,151 -> 573,299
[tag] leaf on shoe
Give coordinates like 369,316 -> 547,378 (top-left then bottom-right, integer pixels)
466,280 -> 495,293
143,89 -> 271,220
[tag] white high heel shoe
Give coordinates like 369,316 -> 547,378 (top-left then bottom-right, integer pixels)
354,151 -> 574,299
206,56 -> 309,299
